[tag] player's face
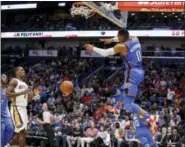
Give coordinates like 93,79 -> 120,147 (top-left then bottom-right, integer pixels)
1,76 -> 7,84
17,67 -> 26,77
117,34 -> 125,42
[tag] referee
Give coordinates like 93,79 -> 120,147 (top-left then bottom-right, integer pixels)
37,103 -> 55,147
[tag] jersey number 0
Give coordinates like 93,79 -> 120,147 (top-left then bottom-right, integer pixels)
136,51 -> 142,61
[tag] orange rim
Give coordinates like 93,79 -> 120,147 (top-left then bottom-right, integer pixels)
73,2 -> 85,6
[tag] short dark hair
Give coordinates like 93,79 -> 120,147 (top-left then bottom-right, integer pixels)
118,28 -> 129,39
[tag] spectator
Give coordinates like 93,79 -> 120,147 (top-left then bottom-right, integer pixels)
67,122 -> 82,147
169,127 -> 181,147
56,120 -> 72,147
80,121 -> 98,147
180,135 -> 185,147
167,87 -> 175,107
90,125 -> 110,147
160,126 -> 172,147
121,115 -> 131,131
114,122 -> 124,147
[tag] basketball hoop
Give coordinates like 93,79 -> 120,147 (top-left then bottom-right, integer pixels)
100,2 -> 128,28
70,2 -> 96,19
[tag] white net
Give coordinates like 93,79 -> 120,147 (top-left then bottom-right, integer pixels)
120,11 -> 128,28
70,4 -> 95,19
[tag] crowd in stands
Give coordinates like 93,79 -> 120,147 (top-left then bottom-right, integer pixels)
1,13 -> 119,32
2,41 -> 185,59
2,10 -> 185,32
3,56 -> 185,147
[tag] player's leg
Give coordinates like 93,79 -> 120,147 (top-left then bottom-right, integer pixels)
123,91 -> 150,119
122,68 -> 150,119
18,129 -> 27,147
9,106 -> 20,146
11,132 -> 26,146
17,107 -> 28,147
10,106 -> 27,147
10,134 -> 19,146
136,128 -> 150,147
4,117 -> 14,145
138,136 -> 150,147
145,129 -> 158,147
1,119 -> 6,147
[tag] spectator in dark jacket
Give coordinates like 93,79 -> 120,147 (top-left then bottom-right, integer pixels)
180,135 -> 185,147
160,127 -> 171,147
67,122 -> 83,147
56,120 -> 72,147
169,127 -> 181,147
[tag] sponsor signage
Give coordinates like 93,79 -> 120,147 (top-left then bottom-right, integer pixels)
13,32 -> 51,38
1,30 -> 184,38
29,50 -> 58,57
117,1 -> 185,12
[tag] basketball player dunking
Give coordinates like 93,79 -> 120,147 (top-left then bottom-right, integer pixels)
6,66 -> 33,147
85,29 -> 157,145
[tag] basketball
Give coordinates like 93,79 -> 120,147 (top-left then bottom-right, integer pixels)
60,81 -> 74,95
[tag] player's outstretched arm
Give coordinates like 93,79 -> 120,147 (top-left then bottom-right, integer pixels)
100,36 -> 119,44
84,43 -> 128,57
6,79 -> 28,98
84,44 -> 115,57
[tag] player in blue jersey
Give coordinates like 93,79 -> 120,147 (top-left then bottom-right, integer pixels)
85,29 -> 150,120
132,113 -> 158,147
1,74 -> 14,147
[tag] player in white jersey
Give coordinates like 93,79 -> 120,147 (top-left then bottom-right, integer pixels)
6,66 -> 33,147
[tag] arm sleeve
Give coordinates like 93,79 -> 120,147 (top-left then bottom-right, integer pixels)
93,47 -> 115,57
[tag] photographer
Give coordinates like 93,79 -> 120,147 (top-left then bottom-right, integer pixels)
37,103 -> 56,147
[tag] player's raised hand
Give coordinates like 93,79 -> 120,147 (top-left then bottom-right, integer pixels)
100,38 -> 113,44
84,44 -> 94,53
